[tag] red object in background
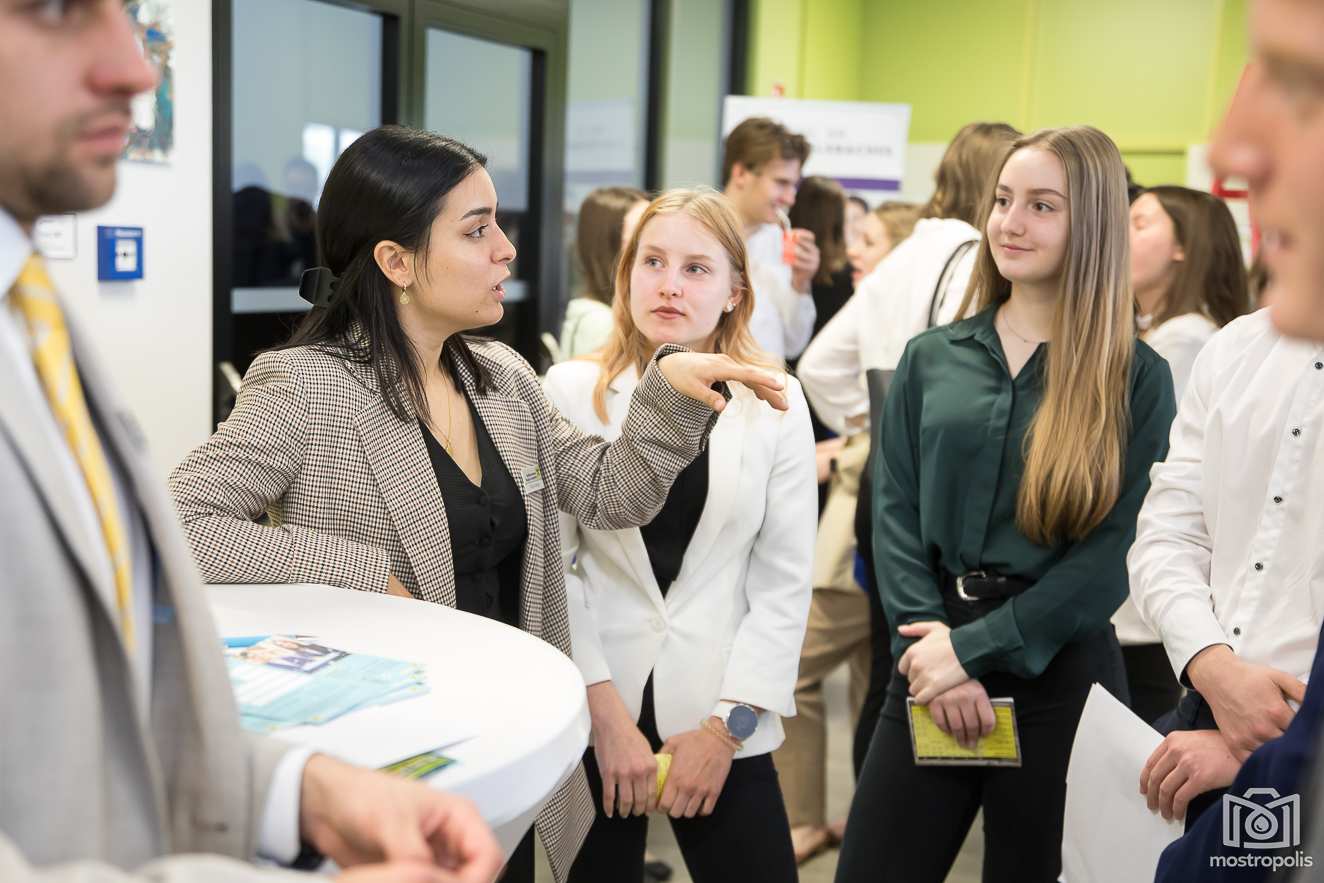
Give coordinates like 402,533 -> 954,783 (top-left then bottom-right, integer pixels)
1213,177 -> 1260,258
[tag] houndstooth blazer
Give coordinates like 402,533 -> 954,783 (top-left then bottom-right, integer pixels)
168,337 -> 718,882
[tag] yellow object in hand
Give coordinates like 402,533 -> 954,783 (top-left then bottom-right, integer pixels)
655,753 -> 672,802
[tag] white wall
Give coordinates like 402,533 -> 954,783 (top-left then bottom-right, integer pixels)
46,0 -> 212,478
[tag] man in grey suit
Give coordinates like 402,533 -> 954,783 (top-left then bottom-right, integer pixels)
0,3 -> 501,881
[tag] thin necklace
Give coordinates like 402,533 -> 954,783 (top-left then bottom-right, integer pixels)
431,373 -> 456,456
1000,303 -> 1049,345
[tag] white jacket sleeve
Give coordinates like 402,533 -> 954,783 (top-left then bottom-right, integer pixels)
717,384 -> 817,716
796,291 -> 868,435
1126,344 -> 1228,683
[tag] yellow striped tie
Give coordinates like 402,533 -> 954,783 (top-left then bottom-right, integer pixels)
11,254 -> 134,648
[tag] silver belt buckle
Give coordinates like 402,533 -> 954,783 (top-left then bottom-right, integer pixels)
955,571 -> 987,602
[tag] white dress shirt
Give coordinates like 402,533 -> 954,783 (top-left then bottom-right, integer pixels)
0,210 -> 308,863
745,223 -> 816,361
1113,310 -> 1220,645
1128,308 -> 1324,683
795,218 -> 980,434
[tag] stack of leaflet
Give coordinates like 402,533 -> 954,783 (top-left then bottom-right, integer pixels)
224,635 -> 429,733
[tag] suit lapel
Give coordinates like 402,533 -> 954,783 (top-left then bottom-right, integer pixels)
354,398 -> 457,607
62,318 -> 173,835
0,332 -> 119,626
675,392 -> 745,585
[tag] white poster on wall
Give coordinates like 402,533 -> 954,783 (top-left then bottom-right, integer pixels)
721,96 -> 911,204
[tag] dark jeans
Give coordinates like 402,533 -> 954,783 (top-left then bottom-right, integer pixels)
835,622 -> 1127,883
1122,641 -> 1183,727
568,678 -> 797,883
1152,689 -> 1228,832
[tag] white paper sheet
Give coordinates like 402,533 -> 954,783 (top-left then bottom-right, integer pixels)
1062,684 -> 1185,882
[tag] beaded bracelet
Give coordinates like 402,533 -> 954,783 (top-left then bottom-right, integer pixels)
701,716 -> 742,752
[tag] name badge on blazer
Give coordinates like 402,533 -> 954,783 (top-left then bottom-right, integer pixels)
518,464 -> 545,495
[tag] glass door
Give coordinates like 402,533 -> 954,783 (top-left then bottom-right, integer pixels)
416,1 -> 566,366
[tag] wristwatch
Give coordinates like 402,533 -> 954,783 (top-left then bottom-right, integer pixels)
715,701 -> 760,743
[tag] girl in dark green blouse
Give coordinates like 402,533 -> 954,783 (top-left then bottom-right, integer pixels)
835,127 -> 1176,883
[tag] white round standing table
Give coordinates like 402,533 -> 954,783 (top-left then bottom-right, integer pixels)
209,583 -> 590,860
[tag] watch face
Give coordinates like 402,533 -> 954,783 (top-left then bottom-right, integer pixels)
727,704 -> 758,741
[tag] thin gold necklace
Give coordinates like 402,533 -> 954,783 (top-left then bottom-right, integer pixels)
999,304 -> 1049,345
431,375 -> 456,456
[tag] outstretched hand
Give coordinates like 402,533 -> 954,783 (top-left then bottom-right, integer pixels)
657,351 -> 787,412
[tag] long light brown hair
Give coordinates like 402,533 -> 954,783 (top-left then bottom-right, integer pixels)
955,126 -> 1135,545
590,188 -> 776,422
576,185 -> 648,304
1141,185 -> 1250,329
920,122 -> 1022,225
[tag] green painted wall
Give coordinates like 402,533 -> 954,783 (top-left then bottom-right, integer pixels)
745,0 -> 1251,188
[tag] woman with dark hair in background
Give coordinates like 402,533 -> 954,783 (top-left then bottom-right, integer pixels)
168,125 -> 787,883
788,175 -> 853,342
1113,184 -> 1250,725
561,186 -> 649,360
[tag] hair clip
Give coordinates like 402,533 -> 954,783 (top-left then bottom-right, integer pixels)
298,266 -> 339,307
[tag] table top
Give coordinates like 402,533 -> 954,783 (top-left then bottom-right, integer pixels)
209,583 -> 590,829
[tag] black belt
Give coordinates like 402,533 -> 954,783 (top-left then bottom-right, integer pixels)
940,570 -> 1035,603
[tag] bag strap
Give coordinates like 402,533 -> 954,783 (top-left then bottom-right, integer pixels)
926,239 -> 978,329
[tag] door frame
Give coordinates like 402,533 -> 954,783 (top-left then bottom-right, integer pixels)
413,0 -> 568,360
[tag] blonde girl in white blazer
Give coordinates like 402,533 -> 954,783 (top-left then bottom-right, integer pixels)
544,189 -> 815,883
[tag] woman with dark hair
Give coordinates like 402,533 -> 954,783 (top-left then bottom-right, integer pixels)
788,175 -> 852,341
1114,185 -> 1250,726
561,186 -> 649,359
168,126 -> 787,883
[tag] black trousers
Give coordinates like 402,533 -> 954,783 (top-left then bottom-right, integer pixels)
567,678 -> 798,883
1122,641 -> 1183,727
835,622 -> 1127,883
853,580 -> 891,778
1152,689 -> 1228,831
499,830 -> 534,882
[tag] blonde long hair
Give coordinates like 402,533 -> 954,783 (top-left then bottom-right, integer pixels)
590,188 -> 775,422
954,126 -> 1135,545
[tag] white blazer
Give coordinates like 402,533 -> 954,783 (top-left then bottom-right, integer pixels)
543,359 -> 816,758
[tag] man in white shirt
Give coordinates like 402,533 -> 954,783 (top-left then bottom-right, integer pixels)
720,117 -> 819,361
1131,309 -> 1322,819
1131,1 -> 1324,823
1143,2 -> 1324,875
0,3 -> 500,881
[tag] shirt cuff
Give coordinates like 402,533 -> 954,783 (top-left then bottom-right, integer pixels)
257,746 -> 316,864
1159,597 -> 1231,688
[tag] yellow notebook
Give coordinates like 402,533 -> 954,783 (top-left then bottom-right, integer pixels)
655,752 -> 672,801
907,697 -> 1022,766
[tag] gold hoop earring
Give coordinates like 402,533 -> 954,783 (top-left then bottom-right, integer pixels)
399,285 -> 411,306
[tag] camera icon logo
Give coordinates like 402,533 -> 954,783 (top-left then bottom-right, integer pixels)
1222,787 -> 1302,850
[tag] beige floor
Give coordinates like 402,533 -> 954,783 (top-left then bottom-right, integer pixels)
534,665 -> 983,882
